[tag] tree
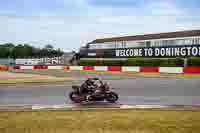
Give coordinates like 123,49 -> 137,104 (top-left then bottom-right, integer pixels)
32,47 -> 40,58
12,44 -> 24,58
0,47 -> 10,58
23,44 -> 34,57
3,43 -> 15,48
0,43 -> 64,58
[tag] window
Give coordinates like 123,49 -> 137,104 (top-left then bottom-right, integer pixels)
89,44 -> 97,49
167,40 -> 176,46
97,44 -> 101,49
146,41 -> 151,47
122,41 -> 127,48
194,38 -> 199,45
127,41 -> 140,48
115,43 -> 120,48
192,39 -> 196,45
175,39 -> 185,45
158,41 -> 163,47
150,40 -> 161,47
185,39 -> 192,45
138,42 -> 146,47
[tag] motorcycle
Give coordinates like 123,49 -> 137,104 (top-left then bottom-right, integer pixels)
69,81 -> 119,103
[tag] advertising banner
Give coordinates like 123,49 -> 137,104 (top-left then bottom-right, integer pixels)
83,45 -> 200,58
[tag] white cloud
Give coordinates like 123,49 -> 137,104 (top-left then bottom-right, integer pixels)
0,0 -> 200,51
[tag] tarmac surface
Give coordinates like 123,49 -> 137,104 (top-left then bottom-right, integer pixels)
0,77 -> 200,106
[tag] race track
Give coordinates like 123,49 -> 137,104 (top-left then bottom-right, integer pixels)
0,77 -> 200,106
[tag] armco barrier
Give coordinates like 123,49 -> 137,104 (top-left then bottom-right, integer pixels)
48,66 -> 63,70
94,66 -> 107,71
122,66 -> 140,72
70,66 -> 83,71
12,65 -> 200,74
183,67 -> 200,73
64,66 -> 70,70
108,66 -> 122,71
13,65 -> 20,70
83,66 -> 94,70
0,65 -> 9,71
159,67 -> 183,74
33,65 -> 48,70
20,66 -> 34,70
140,66 -> 159,72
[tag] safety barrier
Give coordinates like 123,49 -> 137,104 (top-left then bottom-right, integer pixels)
64,66 -> 70,70
83,66 -> 94,70
122,67 -> 140,72
108,66 -> 122,71
183,67 -> 200,73
33,65 -> 48,70
13,65 -> 200,74
0,65 -> 9,71
140,66 -> 159,72
94,66 -> 107,71
48,66 -> 63,70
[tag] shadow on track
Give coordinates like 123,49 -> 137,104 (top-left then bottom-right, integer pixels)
68,101 -> 122,108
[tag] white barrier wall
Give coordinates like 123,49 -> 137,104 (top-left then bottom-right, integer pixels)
15,65 -> 198,74
159,67 -> 183,73
15,57 -> 64,65
20,66 -> 34,70
69,66 -> 83,71
15,59 -> 40,65
48,66 -> 63,69
94,66 -> 107,71
122,67 -> 140,72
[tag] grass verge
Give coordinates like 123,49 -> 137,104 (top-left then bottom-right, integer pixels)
0,71 -> 79,84
76,70 -> 200,78
0,77 -> 77,84
0,109 -> 200,133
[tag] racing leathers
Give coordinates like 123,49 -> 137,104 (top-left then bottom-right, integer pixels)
86,79 -> 104,101
80,78 -> 99,95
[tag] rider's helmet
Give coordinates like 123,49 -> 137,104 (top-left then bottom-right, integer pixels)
86,78 -> 95,86
103,81 -> 110,91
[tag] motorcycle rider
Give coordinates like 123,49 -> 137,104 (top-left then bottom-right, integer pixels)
80,78 -> 99,95
86,78 -> 105,101
70,78 -> 118,103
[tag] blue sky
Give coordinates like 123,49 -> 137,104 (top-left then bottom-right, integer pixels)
0,0 -> 200,51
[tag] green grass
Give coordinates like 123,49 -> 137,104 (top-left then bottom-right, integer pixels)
0,72 -> 79,84
0,109 -> 200,133
0,77 -> 72,84
69,70 -> 200,78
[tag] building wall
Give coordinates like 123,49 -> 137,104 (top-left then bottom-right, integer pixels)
14,53 -> 76,65
0,59 -> 15,65
15,57 -> 65,65
88,36 -> 200,49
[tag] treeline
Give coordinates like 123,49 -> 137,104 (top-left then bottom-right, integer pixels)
0,43 -> 64,59
80,57 -> 200,67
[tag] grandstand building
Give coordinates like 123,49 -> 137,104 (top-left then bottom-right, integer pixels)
79,30 -> 200,60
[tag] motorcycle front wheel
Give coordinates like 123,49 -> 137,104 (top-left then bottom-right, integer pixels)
105,92 -> 119,103
69,91 -> 82,103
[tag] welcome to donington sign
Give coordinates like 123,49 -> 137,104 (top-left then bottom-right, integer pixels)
115,45 -> 200,57
84,45 -> 200,58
